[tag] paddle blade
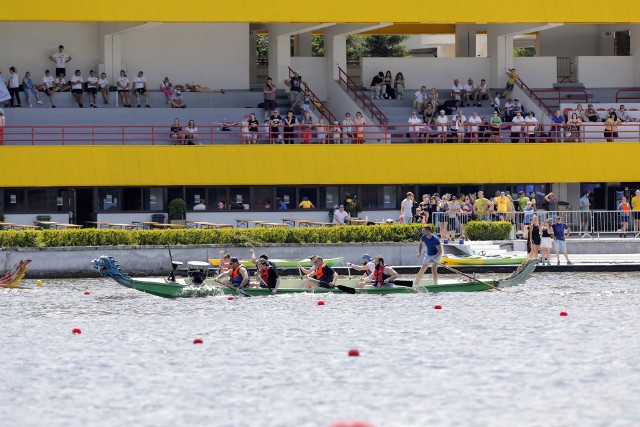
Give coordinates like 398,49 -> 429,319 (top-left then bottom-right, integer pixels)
336,285 -> 356,294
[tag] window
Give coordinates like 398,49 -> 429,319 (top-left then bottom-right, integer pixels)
253,187 -> 273,210
319,186 -> 339,209
144,188 -> 164,211
299,187 -> 318,208
26,190 -> 48,211
186,187 -> 206,211
3,189 -> 26,212
122,188 -> 143,211
381,186 -> 397,209
207,188 -> 228,210
276,186 -> 296,210
98,188 -> 119,211
229,186 -> 250,210
359,185 -> 379,209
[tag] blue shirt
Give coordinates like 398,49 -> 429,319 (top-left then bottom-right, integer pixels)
551,223 -> 568,240
421,234 -> 441,256
579,196 -> 590,211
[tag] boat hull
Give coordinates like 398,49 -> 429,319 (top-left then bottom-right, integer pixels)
207,257 -> 344,268
441,255 -> 527,266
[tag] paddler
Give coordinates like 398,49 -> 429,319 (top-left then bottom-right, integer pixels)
306,256 -> 338,289
415,226 -> 443,285
249,248 -> 277,269
346,254 -> 375,277
257,258 -> 280,291
361,256 -> 399,288
215,257 -> 249,288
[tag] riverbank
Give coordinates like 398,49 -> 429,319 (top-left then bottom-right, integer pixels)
2,238 -> 640,278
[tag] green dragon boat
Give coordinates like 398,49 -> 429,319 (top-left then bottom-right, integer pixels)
92,256 -> 536,298
207,257 -> 344,268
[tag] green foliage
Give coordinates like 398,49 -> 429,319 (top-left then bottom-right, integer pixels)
257,34 -> 268,60
312,35 -> 324,57
464,221 -> 512,241
168,198 -> 186,220
361,35 -> 409,57
0,224 -> 432,248
513,47 -> 536,57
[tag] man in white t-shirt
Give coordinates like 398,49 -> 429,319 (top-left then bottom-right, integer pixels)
435,110 -> 449,142
408,111 -> 422,142
400,192 -> 416,224
461,78 -> 475,107
413,86 -> 427,113
134,71 -> 150,108
333,205 -> 351,225
524,111 -> 539,142
451,79 -> 463,104
69,69 -> 84,108
473,79 -> 491,107
467,111 -> 482,142
42,69 -> 57,108
86,70 -> 99,108
510,111 -> 526,143
49,45 -> 71,77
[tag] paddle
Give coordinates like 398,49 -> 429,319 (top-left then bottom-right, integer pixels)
259,276 -> 278,295
214,279 -> 251,297
166,243 -> 182,282
307,277 -> 356,294
436,262 -> 503,292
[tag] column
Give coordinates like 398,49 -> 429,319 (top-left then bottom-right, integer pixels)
631,25 -> 640,86
455,25 -> 477,58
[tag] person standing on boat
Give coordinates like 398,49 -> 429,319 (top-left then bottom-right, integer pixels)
551,217 -> 572,266
346,254 -> 375,280
415,226 -> 443,286
307,257 -> 338,289
215,257 -> 249,288
361,256 -> 399,288
257,259 -> 279,291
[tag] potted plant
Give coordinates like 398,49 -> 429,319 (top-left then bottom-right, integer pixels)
168,198 -> 187,224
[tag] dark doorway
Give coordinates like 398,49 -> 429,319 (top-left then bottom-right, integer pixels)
75,189 -> 95,226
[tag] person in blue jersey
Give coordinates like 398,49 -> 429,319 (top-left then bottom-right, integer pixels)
414,226 -> 443,286
551,216 -> 572,266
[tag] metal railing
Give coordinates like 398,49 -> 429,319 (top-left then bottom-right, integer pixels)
3,121 -> 640,145
515,77 -> 554,117
615,88 -> 640,103
521,87 -> 589,115
337,66 -> 388,126
287,67 -> 337,125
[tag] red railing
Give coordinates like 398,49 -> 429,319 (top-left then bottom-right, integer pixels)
616,89 -> 640,103
515,78 -> 554,117
337,66 -> 388,126
287,67 -> 337,125
2,122 -> 640,145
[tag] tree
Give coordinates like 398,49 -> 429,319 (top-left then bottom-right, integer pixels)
361,35 -> 409,57
513,47 -> 536,57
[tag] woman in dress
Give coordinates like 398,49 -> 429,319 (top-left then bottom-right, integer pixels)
394,72 -> 405,100
604,111 -> 621,142
567,112 -> 582,142
383,71 -> 395,99
170,118 -> 183,145
184,119 -> 199,144
22,72 -> 43,107
528,216 -> 541,260
354,111 -> 366,144
117,70 -> 131,107
437,194 -> 450,239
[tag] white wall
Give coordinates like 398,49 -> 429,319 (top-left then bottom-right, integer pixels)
290,57 -> 328,100
513,57 -> 557,88
576,56 -> 634,87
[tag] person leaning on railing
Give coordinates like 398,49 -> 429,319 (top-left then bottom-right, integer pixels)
170,118 -> 183,145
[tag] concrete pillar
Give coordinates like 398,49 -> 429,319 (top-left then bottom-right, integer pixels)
249,31 -> 258,84
487,27 -> 514,89
455,25 -> 477,58
298,32 -> 313,57
631,25 -> 640,86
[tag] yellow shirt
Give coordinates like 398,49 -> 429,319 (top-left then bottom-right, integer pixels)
496,196 -> 509,213
632,195 -> 640,211
299,200 -> 314,209
507,71 -> 518,84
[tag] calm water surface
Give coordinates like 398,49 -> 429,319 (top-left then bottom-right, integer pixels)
1,272 -> 639,427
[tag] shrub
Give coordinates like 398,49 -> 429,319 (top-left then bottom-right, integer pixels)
464,221 -> 512,240
168,198 -> 186,220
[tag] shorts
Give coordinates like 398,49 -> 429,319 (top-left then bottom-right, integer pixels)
554,239 -> 567,252
86,87 -> 97,94
289,90 -> 303,104
633,212 -> 640,220
541,237 -> 553,249
263,99 -> 277,111
118,89 -> 127,92
135,88 -> 146,94
422,253 -> 442,265
44,88 -> 54,95
620,214 -> 629,223
452,93 -> 461,101
72,89 -> 83,94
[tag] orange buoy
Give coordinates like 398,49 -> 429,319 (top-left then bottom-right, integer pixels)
36,280 -> 43,287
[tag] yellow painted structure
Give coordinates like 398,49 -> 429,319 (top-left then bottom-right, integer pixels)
0,144 -> 629,187
1,1 -> 639,23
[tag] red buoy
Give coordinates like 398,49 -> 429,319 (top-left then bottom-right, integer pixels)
317,300 -> 325,306
193,338 -> 203,344
72,328 -> 82,335
227,296 -> 234,300
434,305 -> 442,310
560,311 -> 568,316
348,348 -> 360,357
330,421 -> 374,427
83,291 -> 90,295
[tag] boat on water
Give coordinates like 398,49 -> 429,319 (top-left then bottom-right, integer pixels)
91,256 -> 537,298
207,257 -> 344,268
0,259 -> 32,289
441,254 -> 527,266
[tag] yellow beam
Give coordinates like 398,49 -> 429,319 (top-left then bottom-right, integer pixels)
0,144 -> 631,187
1,1 -> 639,23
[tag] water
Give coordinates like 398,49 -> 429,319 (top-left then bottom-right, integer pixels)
1,273 -> 639,427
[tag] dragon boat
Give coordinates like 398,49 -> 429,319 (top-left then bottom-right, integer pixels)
207,257 -> 344,268
92,256 -> 536,299
441,254 -> 528,266
0,259 -> 32,289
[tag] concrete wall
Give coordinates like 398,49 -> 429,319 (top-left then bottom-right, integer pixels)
290,57 -> 328,100
576,56 -> 635,88
513,57 -> 557,88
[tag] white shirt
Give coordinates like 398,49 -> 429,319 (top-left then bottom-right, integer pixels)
401,198 -> 414,217
451,114 -> 466,130
55,77 -> 66,87
414,91 -> 426,103
193,203 -> 206,211
9,72 -> 19,88
52,52 -> 69,68
451,83 -> 463,94
134,76 -> 146,89
408,115 -> 422,129
87,75 -> 99,88
476,83 -> 488,94
524,116 -> 539,133
117,76 -> 129,89
464,83 -> 474,92
185,126 -> 198,135
333,209 -> 350,224
436,114 -> 449,130
511,116 -> 526,132
42,75 -> 55,89
98,77 -> 109,88
70,74 -> 83,90
468,115 -> 482,132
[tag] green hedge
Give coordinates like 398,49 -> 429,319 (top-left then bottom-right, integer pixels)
464,221 -> 512,240
0,224 -> 439,248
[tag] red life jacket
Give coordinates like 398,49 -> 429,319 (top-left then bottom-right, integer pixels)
260,266 -> 271,284
315,264 -> 324,279
373,264 -> 388,285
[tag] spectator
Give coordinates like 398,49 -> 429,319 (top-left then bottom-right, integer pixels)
490,111 -> 502,142
504,97 -> 515,118
22,72 -> 43,107
473,79 -> 490,107
529,191 -> 538,212
86,70 -> 99,108
370,71 -> 384,100
504,68 -> 518,97
394,72 -> 405,100
491,92 -> 502,115
301,111 -> 314,144
184,119 -> 199,144
98,72 -> 110,105
276,197 -> 287,210
545,192 -> 559,218
413,86 -> 427,113
524,111 -> 539,142
247,112 -> 259,143
382,70 -> 395,99
450,79 -> 463,106
117,70 -> 132,107
169,88 -> 186,108
632,190 -> 640,233
579,191 -> 591,233
451,110 -> 467,142
302,88 -> 311,114
160,77 -> 173,103
428,88 -> 439,109
551,216 -> 572,265
423,103 -> 436,126
316,118 -> 328,143
467,111 -> 482,142
416,194 -> 430,224
0,110 -> 5,145
617,105 -> 631,122
585,104 -> 599,122
69,69 -> 84,108
435,110 -> 449,143
510,111 -> 525,143
41,70 -> 57,108
618,196 -> 630,238
330,120 -> 342,144
240,115 -> 251,144
55,72 -> 69,92
354,111 -> 366,144
604,111 -> 621,142
400,192 -> 416,224
473,190 -> 489,220
133,71 -> 150,108
263,200 -> 272,209
170,118 -> 183,145
567,113 -> 582,142
193,199 -> 206,211
299,196 -> 315,209
574,104 -> 587,122
478,117 -> 491,142
269,108 -> 283,143
263,77 -> 277,120
342,112 -> 354,144
217,201 -> 226,210
407,111 -> 422,142
8,66 -> 21,108
49,45 -> 71,77
284,71 -> 303,113
461,78 -> 474,107
333,205 -> 351,225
